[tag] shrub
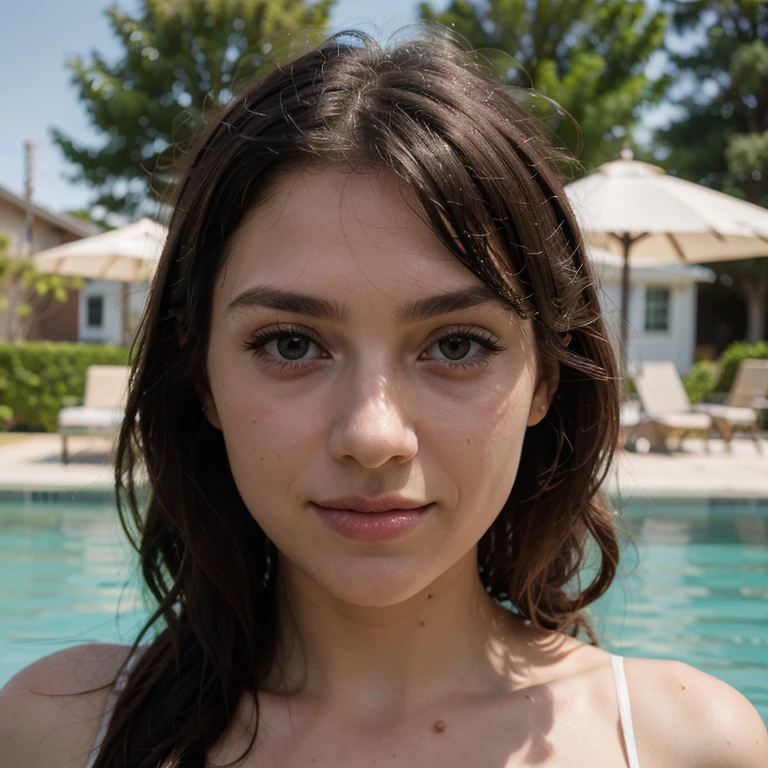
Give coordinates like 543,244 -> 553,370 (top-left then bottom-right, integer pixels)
0,342 -> 130,432
0,404 -> 13,428
683,360 -> 720,404
716,340 -> 768,392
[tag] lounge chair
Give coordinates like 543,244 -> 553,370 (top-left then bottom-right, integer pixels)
631,361 -> 713,452
57,365 -> 130,464
618,397 -> 648,450
719,359 -> 768,409
693,359 -> 766,452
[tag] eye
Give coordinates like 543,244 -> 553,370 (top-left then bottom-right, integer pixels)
421,328 -> 505,367
243,325 -> 326,366
269,334 -> 314,361
435,336 -> 474,361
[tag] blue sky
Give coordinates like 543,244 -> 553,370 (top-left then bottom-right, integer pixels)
0,0 -> 447,212
0,0 -> 676,214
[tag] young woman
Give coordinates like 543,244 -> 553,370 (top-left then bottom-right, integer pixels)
2,29 -> 765,768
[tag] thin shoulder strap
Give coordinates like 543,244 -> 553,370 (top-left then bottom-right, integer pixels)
84,649 -> 143,768
611,654 -> 641,768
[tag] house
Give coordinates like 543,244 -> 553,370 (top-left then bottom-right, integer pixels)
590,248 -> 715,375
78,279 -> 150,346
0,183 -> 100,341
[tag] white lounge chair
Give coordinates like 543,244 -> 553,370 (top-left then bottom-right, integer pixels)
631,361 -> 713,452
57,365 -> 130,463
618,397 -> 647,450
693,359 -> 766,452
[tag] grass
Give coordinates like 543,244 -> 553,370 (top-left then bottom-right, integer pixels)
0,433 -> 32,447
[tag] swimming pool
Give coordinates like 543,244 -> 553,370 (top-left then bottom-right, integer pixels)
1,498 -> 766,722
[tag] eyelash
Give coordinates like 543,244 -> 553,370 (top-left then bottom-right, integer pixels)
242,324 -> 325,372
241,323 -> 506,373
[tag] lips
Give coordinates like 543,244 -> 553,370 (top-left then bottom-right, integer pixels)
311,496 -> 434,542
312,495 -> 430,514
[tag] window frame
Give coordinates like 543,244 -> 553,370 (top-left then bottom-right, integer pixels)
86,295 -> 104,329
644,286 -> 671,333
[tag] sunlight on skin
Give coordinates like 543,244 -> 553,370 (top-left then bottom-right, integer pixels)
202,163 -> 562,722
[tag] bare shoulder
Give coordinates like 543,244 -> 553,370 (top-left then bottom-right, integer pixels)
624,657 -> 768,767
0,643 -> 133,768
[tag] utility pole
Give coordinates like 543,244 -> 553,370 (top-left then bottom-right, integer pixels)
4,141 -> 35,341
23,141 -> 35,258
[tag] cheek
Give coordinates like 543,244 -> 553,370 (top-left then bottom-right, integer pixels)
207,358 -> 323,501
432,379 -> 533,510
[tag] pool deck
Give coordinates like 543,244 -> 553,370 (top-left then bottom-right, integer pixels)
0,433 -> 767,500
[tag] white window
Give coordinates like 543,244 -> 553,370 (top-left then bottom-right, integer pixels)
87,295 -> 104,328
644,287 -> 670,332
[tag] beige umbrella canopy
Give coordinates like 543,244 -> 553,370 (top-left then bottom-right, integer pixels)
33,218 -> 167,345
565,149 -> 768,367
33,217 -> 166,282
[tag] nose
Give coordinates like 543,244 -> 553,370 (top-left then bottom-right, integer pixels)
328,371 -> 418,469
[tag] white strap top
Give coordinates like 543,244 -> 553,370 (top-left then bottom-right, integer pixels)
612,653 -> 641,768
84,649 -> 143,768
86,649 -> 640,767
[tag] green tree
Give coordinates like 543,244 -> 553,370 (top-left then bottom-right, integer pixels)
658,0 -> 767,204
52,0 -> 334,223
657,1 -> 768,341
418,0 -> 669,172
0,235 -> 84,342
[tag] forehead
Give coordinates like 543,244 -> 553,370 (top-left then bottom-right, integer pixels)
220,164 -> 487,302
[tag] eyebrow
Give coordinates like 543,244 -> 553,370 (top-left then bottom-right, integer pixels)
225,284 -> 511,323
397,284 -> 510,323
226,285 -> 348,322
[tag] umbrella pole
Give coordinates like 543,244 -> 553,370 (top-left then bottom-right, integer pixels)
121,282 -> 130,347
620,235 -> 631,375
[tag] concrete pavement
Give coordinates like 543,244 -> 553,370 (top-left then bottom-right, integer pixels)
0,433 -> 767,501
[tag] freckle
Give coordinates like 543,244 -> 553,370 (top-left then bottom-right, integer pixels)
433,719 -> 447,733
419,621 -> 425,627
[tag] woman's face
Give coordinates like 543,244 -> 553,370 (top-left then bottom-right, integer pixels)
204,164 -> 558,606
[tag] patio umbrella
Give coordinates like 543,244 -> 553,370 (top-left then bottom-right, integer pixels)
565,148 -> 768,368
33,218 -> 167,345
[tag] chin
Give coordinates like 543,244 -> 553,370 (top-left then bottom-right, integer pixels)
314,556 -> 438,607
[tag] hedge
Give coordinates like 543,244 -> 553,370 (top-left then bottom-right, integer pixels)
0,342 -> 130,432
716,340 -> 768,393
683,359 -> 720,404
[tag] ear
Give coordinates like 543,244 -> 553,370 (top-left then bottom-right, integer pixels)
196,383 -> 222,431
527,355 -> 560,428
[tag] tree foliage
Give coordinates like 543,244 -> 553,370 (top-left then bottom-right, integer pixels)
418,0 -> 669,172
657,0 -> 767,205
51,0 -> 334,222
656,1 -> 768,341
0,235 -> 84,341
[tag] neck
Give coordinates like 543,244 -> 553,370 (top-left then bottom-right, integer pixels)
263,548 -> 535,726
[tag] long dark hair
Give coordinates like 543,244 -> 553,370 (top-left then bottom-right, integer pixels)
98,27 -> 620,768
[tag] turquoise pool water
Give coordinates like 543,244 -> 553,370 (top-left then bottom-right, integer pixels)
1,498 -> 766,722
